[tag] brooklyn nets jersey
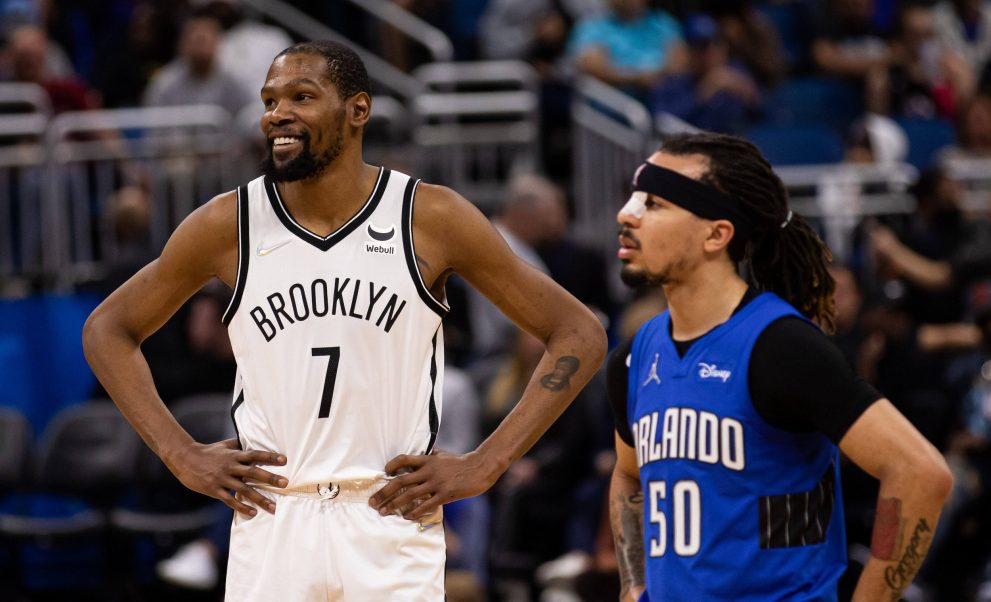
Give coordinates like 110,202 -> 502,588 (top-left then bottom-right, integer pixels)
222,168 -> 448,486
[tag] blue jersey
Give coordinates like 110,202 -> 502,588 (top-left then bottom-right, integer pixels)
628,293 -> 846,601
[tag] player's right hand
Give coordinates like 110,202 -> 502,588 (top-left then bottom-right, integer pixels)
166,438 -> 288,517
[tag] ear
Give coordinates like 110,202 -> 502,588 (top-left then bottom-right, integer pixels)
702,220 -> 735,254
348,92 -> 372,128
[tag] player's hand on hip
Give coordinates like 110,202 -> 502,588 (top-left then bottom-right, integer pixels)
168,438 -> 288,517
368,449 -> 491,521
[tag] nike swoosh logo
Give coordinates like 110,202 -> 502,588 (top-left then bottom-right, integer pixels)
367,224 -> 395,242
256,239 -> 292,256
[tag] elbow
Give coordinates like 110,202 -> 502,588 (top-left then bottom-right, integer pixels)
81,310 -> 102,365
582,310 -> 609,367
924,455 -> 954,504
899,451 -> 954,505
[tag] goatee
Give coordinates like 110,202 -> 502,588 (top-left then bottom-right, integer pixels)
261,133 -> 341,182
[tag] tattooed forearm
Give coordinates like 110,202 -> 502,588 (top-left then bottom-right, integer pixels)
884,518 -> 933,600
871,497 -> 903,561
539,356 -> 580,392
610,478 -> 645,599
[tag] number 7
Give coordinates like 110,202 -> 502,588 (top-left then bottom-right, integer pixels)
312,347 -> 340,419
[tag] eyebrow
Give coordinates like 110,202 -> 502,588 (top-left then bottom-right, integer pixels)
260,78 -> 322,95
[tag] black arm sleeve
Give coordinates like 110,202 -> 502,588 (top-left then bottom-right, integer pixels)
749,317 -> 882,444
606,338 -> 635,446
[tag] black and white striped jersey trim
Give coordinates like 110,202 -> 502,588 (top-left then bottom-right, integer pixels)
759,462 -> 836,549
400,178 -> 449,318
222,185 -> 251,325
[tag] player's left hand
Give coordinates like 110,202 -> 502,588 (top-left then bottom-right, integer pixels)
368,449 -> 494,521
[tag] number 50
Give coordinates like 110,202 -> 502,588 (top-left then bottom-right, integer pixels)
648,480 -> 701,557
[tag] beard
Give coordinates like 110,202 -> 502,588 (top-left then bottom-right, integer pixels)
620,263 -> 665,288
261,130 -> 343,183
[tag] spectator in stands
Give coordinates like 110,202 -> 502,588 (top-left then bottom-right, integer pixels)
484,328 -> 609,599
567,0 -> 686,100
829,263 -> 869,370
648,13 -> 762,134
202,0 -> 293,104
812,0 -> 891,108
479,0 -> 605,177
526,174 -> 616,321
945,92 -> 991,158
884,167 -> 972,324
878,2 -> 975,119
933,0 -> 991,75
479,0 -> 603,71
870,177 -> 991,295
143,14 -> 251,117
467,174 -> 551,360
3,24 -> 98,113
917,281 -> 991,601
94,3 -> 179,108
703,0 -> 787,87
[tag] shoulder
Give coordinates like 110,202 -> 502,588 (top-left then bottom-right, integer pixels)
170,189 -> 239,259
753,315 -> 832,359
411,182 -> 475,222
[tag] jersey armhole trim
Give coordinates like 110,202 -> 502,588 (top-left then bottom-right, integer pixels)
401,178 -> 449,318
222,185 -> 250,325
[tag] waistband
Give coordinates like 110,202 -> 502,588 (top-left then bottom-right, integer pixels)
253,478 -> 386,502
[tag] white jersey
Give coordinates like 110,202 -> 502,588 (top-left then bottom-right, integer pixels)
223,168 -> 448,486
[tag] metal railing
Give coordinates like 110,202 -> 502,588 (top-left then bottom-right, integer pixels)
571,76 -> 655,250
238,0 -> 421,100
0,82 -> 51,115
39,106 -> 235,288
345,0 -> 453,63
411,61 -> 540,211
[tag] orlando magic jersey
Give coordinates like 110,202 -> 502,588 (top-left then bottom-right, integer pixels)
223,168 -> 447,486
628,293 -> 846,602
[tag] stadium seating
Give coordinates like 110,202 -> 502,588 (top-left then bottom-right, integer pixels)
744,124 -> 845,166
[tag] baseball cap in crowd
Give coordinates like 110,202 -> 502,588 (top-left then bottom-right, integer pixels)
683,14 -> 720,46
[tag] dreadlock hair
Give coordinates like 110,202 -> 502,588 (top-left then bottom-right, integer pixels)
275,41 -> 370,100
660,132 -> 837,333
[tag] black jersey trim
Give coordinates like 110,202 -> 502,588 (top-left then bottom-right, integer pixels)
231,389 -> 245,450
264,167 -> 389,252
759,462 -> 836,549
401,178 -> 449,318
425,328 -> 440,454
222,185 -> 250,326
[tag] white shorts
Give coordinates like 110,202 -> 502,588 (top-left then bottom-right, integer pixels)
225,480 -> 446,601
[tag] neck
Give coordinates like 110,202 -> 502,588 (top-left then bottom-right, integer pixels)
663,262 -> 748,341
275,150 -> 376,235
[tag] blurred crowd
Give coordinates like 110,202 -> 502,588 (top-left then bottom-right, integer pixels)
4,0 -> 991,601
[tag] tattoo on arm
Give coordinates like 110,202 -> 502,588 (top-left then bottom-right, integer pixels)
883,518 -> 933,601
871,496 -> 935,601
871,497 -> 903,561
611,485 -> 645,599
539,356 -> 580,392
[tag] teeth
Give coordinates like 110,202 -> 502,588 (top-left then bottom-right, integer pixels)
273,137 -> 298,146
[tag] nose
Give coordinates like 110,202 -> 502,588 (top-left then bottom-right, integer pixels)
617,193 -> 645,227
265,98 -> 294,126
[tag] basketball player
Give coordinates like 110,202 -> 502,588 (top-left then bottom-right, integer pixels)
83,41 -> 606,600
606,133 -> 952,601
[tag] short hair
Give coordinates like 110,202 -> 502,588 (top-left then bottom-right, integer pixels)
275,40 -> 370,100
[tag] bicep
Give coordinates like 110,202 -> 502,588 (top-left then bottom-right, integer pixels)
839,399 -> 945,481
436,195 -> 591,342
750,317 -> 880,443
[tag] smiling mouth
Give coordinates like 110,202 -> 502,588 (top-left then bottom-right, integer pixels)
272,136 -> 301,147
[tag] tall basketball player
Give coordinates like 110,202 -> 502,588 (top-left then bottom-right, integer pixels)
606,133 -> 952,601
83,41 -> 606,600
